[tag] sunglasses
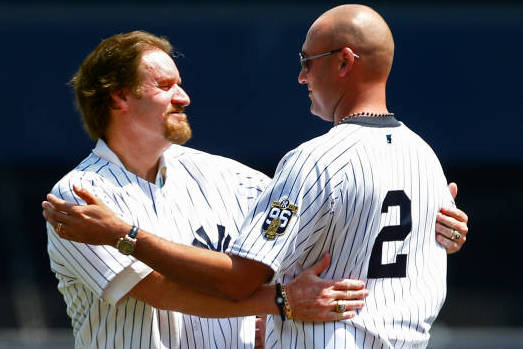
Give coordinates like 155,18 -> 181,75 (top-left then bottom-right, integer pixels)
299,48 -> 360,72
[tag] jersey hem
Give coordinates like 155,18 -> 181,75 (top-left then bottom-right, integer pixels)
227,248 -> 280,283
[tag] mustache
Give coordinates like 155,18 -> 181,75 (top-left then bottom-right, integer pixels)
167,108 -> 186,114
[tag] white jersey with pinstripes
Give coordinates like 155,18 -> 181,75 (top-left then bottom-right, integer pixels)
229,116 -> 453,349
47,139 -> 270,349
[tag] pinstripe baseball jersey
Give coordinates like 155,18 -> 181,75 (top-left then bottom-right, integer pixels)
229,116 -> 453,349
47,139 -> 270,349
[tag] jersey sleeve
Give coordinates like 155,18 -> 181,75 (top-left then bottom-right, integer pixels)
222,158 -> 271,211
46,173 -> 152,305
228,148 -> 340,277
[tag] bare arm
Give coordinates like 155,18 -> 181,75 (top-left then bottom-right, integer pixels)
129,253 -> 367,321
132,271 -> 272,317
43,186 -> 368,315
134,228 -> 273,300
44,186 -> 271,300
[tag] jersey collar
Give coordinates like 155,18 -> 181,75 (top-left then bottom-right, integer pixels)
337,115 -> 401,128
92,139 -> 167,187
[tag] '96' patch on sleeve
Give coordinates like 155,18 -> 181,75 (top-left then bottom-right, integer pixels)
262,199 -> 298,240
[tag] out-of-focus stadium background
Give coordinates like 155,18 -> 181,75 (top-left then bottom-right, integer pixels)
0,0 -> 522,348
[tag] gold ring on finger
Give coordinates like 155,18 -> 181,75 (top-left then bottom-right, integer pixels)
335,300 -> 347,313
55,222 -> 63,234
451,230 -> 461,241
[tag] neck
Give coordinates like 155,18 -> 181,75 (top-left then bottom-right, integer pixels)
332,82 -> 388,124
105,123 -> 170,184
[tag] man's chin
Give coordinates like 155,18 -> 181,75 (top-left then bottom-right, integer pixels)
309,108 -> 331,122
309,106 -> 321,118
165,119 -> 192,145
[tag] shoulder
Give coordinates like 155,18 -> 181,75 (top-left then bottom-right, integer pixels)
398,123 -> 441,159
164,144 -> 270,183
50,153 -> 121,204
277,126 -> 363,173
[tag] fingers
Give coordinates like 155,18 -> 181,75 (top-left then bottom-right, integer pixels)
316,300 -> 365,322
436,205 -> 469,255
328,280 -> 368,318
439,206 -> 468,225
331,288 -> 368,301
42,200 -> 71,234
335,299 -> 366,312
448,182 -> 458,199
73,185 -> 102,205
288,278 -> 368,322
46,193 -> 76,213
333,310 -> 359,321
42,200 -> 64,225
42,202 -> 57,226
436,212 -> 468,236
436,212 -> 466,250
435,220 -> 455,238
254,315 -> 266,349
436,233 -> 460,254
306,253 -> 331,276
332,278 -> 365,291
300,307 -> 363,322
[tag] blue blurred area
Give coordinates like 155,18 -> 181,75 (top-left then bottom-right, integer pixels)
2,3 -> 521,167
0,2 -> 522,331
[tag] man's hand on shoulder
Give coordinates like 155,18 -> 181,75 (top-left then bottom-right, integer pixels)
42,185 -> 129,247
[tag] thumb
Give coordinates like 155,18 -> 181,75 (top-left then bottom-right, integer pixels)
448,182 -> 458,200
307,253 -> 331,276
73,185 -> 103,205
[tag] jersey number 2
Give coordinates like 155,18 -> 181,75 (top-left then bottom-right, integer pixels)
368,190 -> 412,279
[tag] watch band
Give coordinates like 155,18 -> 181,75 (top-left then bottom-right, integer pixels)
116,225 -> 139,255
275,283 -> 286,321
280,284 -> 293,320
128,225 -> 139,239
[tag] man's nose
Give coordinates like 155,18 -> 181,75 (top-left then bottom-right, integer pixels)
172,85 -> 191,107
298,68 -> 308,84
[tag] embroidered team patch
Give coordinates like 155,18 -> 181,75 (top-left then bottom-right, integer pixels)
262,199 -> 298,240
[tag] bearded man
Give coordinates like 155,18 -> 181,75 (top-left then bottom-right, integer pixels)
46,30 -> 372,349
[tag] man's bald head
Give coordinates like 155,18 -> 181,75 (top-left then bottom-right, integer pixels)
307,4 -> 394,80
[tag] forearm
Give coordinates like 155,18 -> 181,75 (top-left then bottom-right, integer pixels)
130,272 -> 277,317
133,228 -> 273,300
42,189 -> 273,299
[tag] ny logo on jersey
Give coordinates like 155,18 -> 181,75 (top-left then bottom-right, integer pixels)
262,199 -> 298,240
192,224 -> 231,252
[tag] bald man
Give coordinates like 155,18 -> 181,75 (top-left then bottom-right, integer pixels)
44,5 -> 468,348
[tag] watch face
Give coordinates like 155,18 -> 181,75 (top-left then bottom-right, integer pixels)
276,296 -> 284,304
118,240 -> 135,255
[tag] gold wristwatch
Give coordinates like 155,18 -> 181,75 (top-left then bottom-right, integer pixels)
116,225 -> 139,255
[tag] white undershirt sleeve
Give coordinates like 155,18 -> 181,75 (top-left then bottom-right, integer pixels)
101,260 -> 153,305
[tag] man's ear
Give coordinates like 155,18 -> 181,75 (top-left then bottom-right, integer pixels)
339,47 -> 357,78
110,89 -> 128,110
